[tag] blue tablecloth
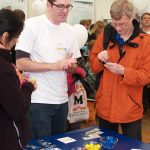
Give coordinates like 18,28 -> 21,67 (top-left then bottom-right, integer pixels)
24,126 -> 150,150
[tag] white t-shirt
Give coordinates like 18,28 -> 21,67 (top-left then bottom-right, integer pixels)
16,15 -> 81,104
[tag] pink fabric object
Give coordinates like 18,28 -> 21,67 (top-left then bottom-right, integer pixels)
67,73 -> 75,96
75,67 -> 86,78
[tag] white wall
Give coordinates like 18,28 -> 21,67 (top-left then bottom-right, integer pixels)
26,0 -> 150,20
94,0 -> 150,22
1,0 -> 150,19
27,0 -> 114,20
94,0 -> 114,21
27,0 -> 35,18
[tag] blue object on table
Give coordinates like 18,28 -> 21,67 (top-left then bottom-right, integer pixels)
25,126 -> 150,150
100,136 -> 118,149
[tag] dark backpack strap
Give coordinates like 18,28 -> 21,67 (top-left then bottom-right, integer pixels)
103,24 -> 116,49
94,24 -> 115,90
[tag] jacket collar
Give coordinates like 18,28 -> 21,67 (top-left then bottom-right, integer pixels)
110,19 -> 140,49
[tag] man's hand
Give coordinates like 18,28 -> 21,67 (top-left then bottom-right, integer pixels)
65,63 -> 78,73
55,58 -> 77,71
98,50 -> 109,63
104,62 -> 124,75
29,79 -> 37,90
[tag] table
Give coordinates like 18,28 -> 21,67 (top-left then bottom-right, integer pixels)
24,126 -> 150,150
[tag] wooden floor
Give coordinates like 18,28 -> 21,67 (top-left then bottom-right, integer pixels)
142,108 -> 150,143
83,102 -> 150,143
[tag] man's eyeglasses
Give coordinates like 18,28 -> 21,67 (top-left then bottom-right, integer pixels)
142,17 -> 150,20
50,2 -> 73,11
112,20 -> 130,28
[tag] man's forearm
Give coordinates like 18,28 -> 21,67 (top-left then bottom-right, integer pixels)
16,57 -> 77,72
16,58 -> 60,72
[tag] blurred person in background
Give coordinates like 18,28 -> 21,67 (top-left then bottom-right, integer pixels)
140,12 -> 150,34
88,20 -> 104,41
80,19 -> 91,30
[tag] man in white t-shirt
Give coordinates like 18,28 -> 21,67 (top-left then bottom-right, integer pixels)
15,0 -> 81,139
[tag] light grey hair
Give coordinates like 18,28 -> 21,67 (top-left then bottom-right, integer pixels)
110,0 -> 134,20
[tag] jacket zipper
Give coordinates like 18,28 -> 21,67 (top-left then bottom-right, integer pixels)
128,94 -> 140,108
117,45 -> 126,63
13,121 -> 23,149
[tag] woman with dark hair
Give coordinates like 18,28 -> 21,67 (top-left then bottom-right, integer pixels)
13,9 -> 25,22
0,9 -> 36,150
11,9 -> 25,64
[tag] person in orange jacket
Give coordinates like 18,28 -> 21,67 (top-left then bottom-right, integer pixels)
90,0 -> 150,140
